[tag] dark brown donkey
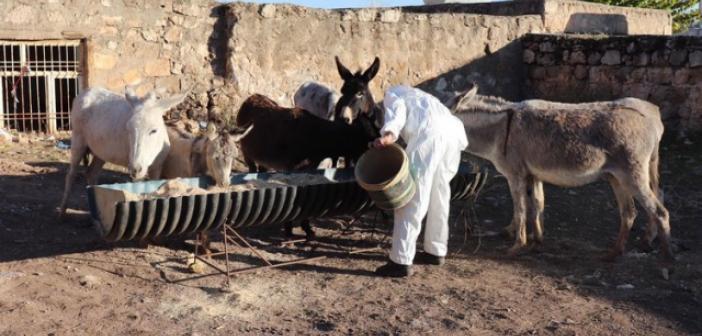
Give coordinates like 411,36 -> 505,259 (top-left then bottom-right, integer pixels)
334,56 -> 384,130
236,94 -> 378,238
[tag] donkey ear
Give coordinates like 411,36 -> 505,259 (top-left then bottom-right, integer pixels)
206,122 -> 218,141
155,92 -> 188,116
335,56 -> 353,81
445,83 -> 479,111
125,86 -> 140,106
144,91 -> 158,103
231,123 -> 254,142
362,57 -> 380,82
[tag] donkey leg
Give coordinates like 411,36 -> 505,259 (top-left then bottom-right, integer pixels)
199,232 -> 212,259
284,221 -> 295,237
602,176 -> 637,262
527,178 -> 545,245
501,220 -> 516,239
631,179 -> 674,266
244,156 -> 258,173
643,147 -> 662,251
85,157 -> 105,186
59,136 -> 89,219
300,220 -> 316,240
506,176 -> 529,256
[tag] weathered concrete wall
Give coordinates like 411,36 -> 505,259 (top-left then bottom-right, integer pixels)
541,0 -> 671,35
523,34 -> 702,131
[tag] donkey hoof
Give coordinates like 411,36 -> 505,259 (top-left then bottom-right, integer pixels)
304,230 -> 316,241
500,229 -> 515,240
659,266 -> 674,280
600,250 -> 622,263
528,242 -> 544,254
637,239 -> 655,253
136,239 -> 151,249
506,245 -> 527,257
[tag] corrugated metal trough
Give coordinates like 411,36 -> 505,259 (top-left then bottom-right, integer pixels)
87,163 -> 489,242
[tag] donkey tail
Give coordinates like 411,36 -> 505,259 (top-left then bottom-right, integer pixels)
82,148 -> 91,168
649,141 -> 662,203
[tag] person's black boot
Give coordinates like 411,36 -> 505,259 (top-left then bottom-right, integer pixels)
414,252 -> 445,266
375,260 -> 412,278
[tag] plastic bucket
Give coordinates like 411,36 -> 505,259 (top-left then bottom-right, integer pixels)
354,144 -> 416,210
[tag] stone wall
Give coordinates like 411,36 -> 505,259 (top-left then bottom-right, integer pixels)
224,0 -> 670,110
0,0 -> 228,119
226,2 -> 545,107
0,0 -> 673,124
523,34 -> 702,131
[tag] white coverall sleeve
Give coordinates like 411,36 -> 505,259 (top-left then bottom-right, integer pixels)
380,98 -> 407,139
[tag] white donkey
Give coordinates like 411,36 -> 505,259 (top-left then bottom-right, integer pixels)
293,81 -> 343,169
58,86 -> 187,217
293,81 -> 340,122
161,122 -> 254,187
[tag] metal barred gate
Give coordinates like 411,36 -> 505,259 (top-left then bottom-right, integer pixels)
0,40 -> 83,134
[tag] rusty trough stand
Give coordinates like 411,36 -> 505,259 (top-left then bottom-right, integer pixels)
174,213 -> 383,287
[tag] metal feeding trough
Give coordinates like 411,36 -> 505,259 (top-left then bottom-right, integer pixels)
87,162 -> 489,242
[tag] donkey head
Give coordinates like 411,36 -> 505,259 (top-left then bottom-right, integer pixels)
125,87 -> 187,180
334,56 -> 382,126
198,122 -> 254,187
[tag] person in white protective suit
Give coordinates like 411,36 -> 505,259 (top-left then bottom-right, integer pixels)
373,85 -> 468,278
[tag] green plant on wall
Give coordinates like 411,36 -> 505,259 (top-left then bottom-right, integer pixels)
586,0 -> 700,32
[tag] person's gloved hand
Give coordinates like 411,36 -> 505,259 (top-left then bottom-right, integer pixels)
372,132 -> 397,148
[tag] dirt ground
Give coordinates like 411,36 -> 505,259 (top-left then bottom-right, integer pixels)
0,133 -> 701,336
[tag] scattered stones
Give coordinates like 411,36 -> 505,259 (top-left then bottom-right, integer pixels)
380,9 -> 401,23
669,50 -> 688,66
188,260 -> 206,274
434,77 -> 448,92
357,9 -> 376,22
633,52 -> 649,66
78,275 -> 101,288
144,59 -> 171,77
141,29 -> 160,42
587,52 -> 602,65
569,51 -> 587,64
163,26 -> 183,43
689,51 -> 702,67
574,65 -> 588,80
616,283 -> 635,290
12,134 -> 28,144
260,4 -> 276,18
92,53 -> 117,70
0,129 -> 12,142
0,271 -> 25,280
523,49 -> 536,64
601,50 -> 621,65
539,42 -> 556,53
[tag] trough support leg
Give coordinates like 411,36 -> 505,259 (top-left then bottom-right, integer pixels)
227,225 -> 273,266
175,221 -> 382,284
222,223 -> 231,284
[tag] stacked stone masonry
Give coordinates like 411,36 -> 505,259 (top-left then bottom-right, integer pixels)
524,34 -> 702,131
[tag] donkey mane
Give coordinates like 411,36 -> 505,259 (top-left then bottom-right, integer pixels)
454,94 -> 513,114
